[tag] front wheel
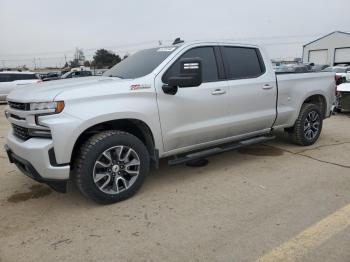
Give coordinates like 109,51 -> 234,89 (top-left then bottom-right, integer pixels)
290,103 -> 323,146
74,130 -> 150,204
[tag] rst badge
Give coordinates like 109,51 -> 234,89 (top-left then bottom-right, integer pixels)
130,84 -> 151,90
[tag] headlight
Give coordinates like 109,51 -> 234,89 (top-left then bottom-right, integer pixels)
30,101 -> 65,113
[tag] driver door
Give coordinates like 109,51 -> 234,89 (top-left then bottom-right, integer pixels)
155,46 -> 230,153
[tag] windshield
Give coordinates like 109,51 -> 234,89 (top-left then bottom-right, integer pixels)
103,47 -> 177,79
322,67 -> 347,73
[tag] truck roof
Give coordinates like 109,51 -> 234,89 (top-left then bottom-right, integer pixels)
174,40 -> 259,49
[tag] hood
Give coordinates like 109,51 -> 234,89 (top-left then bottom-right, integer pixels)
6,76 -> 127,102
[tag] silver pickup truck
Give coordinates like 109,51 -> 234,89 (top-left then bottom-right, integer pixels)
4,41 -> 336,204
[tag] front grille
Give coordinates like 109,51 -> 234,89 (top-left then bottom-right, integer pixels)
12,124 -> 30,141
8,101 -> 29,111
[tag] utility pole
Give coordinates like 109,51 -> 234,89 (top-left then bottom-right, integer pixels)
33,58 -> 37,70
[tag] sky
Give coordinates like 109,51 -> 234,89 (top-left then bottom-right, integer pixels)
1,0 -> 350,68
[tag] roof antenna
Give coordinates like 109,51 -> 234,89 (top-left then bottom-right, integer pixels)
172,37 -> 184,45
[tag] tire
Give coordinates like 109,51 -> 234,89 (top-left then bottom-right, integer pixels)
290,103 -> 323,146
74,130 -> 150,204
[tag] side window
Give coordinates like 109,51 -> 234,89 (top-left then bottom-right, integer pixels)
12,74 -> 22,81
14,74 -> 23,80
163,47 -> 219,83
17,74 -> 36,80
0,74 -> 11,82
223,47 -> 265,79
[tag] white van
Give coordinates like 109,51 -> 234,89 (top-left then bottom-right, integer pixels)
0,71 -> 41,102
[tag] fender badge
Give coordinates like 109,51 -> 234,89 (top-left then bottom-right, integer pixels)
130,84 -> 151,90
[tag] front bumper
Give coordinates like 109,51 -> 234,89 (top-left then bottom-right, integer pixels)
5,132 -> 70,192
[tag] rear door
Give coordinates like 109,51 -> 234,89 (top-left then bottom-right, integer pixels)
221,46 -> 277,137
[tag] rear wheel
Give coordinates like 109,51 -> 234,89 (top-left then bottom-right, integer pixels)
290,103 -> 323,146
74,130 -> 150,204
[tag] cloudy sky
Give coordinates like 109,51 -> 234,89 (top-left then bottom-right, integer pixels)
1,0 -> 350,68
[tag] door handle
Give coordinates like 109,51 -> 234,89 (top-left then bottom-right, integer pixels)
211,89 -> 226,95
262,84 -> 273,90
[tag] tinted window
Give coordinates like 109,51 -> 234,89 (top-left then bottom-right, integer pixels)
223,47 -> 264,79
163,47 -> 219,83
0,74 -> 12,82
83,71 -> 92,76
104,47 -> 177,79
0,73 -> 37,82
16,74 -> 38,80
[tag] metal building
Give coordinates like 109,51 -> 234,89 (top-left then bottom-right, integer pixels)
303,31 -> 350,66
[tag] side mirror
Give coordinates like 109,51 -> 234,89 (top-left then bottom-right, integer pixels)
162,58 -> 202,95
168,58 -> 202,88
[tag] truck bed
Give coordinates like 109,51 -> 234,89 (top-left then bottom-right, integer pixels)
274,72 -> 336,128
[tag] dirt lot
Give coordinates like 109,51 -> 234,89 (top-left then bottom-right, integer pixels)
0,104 -> 349,262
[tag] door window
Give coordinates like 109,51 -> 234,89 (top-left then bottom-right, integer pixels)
222,47 -> 265,79
163,47 -> 219,83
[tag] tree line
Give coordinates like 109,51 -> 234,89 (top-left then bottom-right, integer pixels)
65,48 -> 128,69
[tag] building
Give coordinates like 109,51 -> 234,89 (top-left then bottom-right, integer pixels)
303,31 -> 350,66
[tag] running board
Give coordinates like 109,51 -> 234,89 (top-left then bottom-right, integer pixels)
168,135 -> 275,166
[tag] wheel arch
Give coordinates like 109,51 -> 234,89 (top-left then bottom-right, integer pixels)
70,118 -> 158,169
302,94 -> 328,118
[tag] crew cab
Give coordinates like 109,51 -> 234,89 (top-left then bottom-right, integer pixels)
4,41 -> 336,204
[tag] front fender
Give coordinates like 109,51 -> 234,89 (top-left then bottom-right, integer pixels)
40,93 -> 163,164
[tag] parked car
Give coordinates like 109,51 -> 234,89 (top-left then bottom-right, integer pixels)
42,72 -> 61,81
335,64 -> 349,67
62,70 -> 92,78
274,64 -> 311,73
310,64 -> 329,72
4,41 -> 336,204
335,82 -> 350,112
322,66 -> 350,83
0,71 -> 41,102
43,70 -> 92,81
93,69 -> 109,76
